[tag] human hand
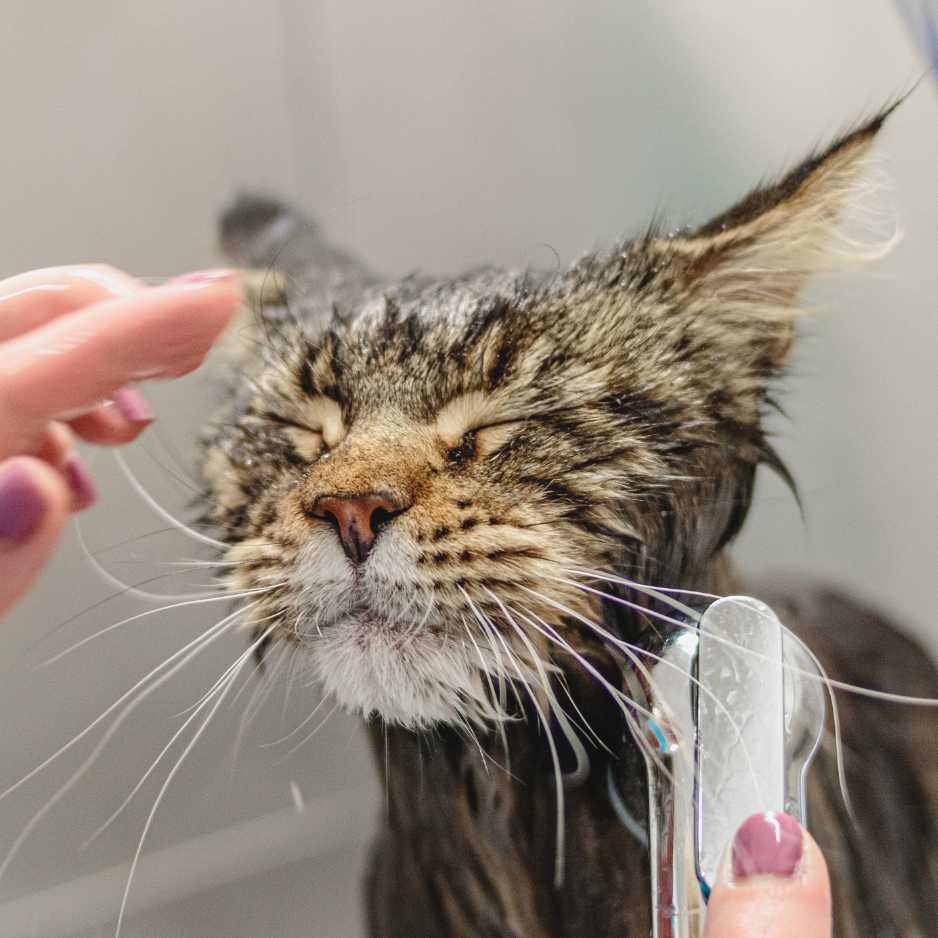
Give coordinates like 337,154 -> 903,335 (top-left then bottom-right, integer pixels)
704,812 -> 831,938
0,265 -> 240,618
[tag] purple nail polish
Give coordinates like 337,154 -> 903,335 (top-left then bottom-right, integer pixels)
112,388 -> 154,425
732,812 -> 803,879
0,463 -> 47,542
63,455 -> 98,510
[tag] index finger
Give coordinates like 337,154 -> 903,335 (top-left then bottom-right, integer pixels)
0,265 -> 142,342
0,271 -> 239,456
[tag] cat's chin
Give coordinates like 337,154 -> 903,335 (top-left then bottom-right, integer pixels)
309,616 -> 499,730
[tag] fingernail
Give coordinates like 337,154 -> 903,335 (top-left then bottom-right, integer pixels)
732,812 -> 803,880
170,268 -> 238,287
0,463 -> 47,542
111,388 -> 154,425
63,455 -> 98,510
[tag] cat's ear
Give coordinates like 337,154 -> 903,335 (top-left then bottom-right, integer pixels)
220,194 -> 313,269
217,194 -> 375,348
655,105 -> 898,365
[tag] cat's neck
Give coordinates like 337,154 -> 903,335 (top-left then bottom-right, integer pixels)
365,717 -> 651,937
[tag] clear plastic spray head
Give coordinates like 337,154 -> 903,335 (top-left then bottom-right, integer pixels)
621,596 -> 825,938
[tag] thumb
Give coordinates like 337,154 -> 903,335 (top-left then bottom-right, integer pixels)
704,812 -> 832,938
0,457 -> 72,619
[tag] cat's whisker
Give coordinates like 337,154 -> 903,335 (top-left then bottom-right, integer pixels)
518,584 -> 662,700
461,617 -> 509,719
113,450 -> 228,550
382,721 -> 390,820
227,639 -> 287,713
563,566 -> 934,815
92,526 -> 218,557
529,633 -> 610,754
563,568 -> 699,621
458,588 -> 527,716
476,612 -> 530,717
228,642 -> 293,772
511,604 -> 648,725
568,566 -> 938,708
173,618 -> 282,720
263,691 -> 331,749
151,438 -> 209,498
75,519 -> 229,604
181,621 -> 281,718
108,558 -> 255,569
114,624 -> 277,938
474,597 -> 567,887
525,579 -> 764,801
506,615 -> 592,785
277,700 -> 341,761
19,570 -> 246,661
280,651 -> 301,730
461,618 -> 513,763
81,618 -> 281,851
483,587 -> 591,788
137,438 -> 205,498
394,590 -> 421,619
403,589 -> 437,641
35,585 -> 283,670
0,602 -> 258,885
457,710 -> 490,770
511,603 -> 676,790
0,602 -> 258,810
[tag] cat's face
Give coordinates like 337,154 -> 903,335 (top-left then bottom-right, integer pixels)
201,115 -> 885,729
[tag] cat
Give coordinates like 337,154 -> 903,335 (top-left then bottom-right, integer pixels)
201,104 -> 938,937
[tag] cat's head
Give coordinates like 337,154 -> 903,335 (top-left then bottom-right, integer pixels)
200,111 -> 891,730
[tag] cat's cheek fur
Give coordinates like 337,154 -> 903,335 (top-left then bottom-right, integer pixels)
201,447 -> 249,514
287,535 -> 357,636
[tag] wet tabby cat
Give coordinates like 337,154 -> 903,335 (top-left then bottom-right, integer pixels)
201,106 -> 938,936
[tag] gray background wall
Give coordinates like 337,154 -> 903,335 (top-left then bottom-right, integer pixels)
0,2 -> 935,936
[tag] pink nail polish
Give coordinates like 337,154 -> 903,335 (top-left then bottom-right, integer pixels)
63,455 -> 98,510
170,268 -> 238,286
112,388 -> 154,425
732,812 -> 803,880
0,463 -> 47,542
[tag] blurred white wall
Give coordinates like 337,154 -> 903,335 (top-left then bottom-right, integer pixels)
0,2 -> 935,936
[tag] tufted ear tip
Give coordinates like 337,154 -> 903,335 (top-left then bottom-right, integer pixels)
693,99 -> 902,244
640,100 -> 905,367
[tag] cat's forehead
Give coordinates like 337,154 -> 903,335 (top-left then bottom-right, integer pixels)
287,272 -> 545,420
351,266 -> 534,332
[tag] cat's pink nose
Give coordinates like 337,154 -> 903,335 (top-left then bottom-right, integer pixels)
311,492 -> 407,564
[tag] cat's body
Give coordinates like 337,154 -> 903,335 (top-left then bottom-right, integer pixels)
202,108 -> 938,937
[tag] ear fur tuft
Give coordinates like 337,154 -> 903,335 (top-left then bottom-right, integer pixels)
693,102 -> 902,240
658,102 -> 903,364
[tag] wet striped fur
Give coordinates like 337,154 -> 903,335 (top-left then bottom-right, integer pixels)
199,105 -> 937,936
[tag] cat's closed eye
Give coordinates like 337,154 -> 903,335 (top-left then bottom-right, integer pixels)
255,393 -> 346,460
259,411 -> 327,461
261,411 -> 319,433
468,420 -> 524,458
446,430 -> 477,466
445,420 -> 522,465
